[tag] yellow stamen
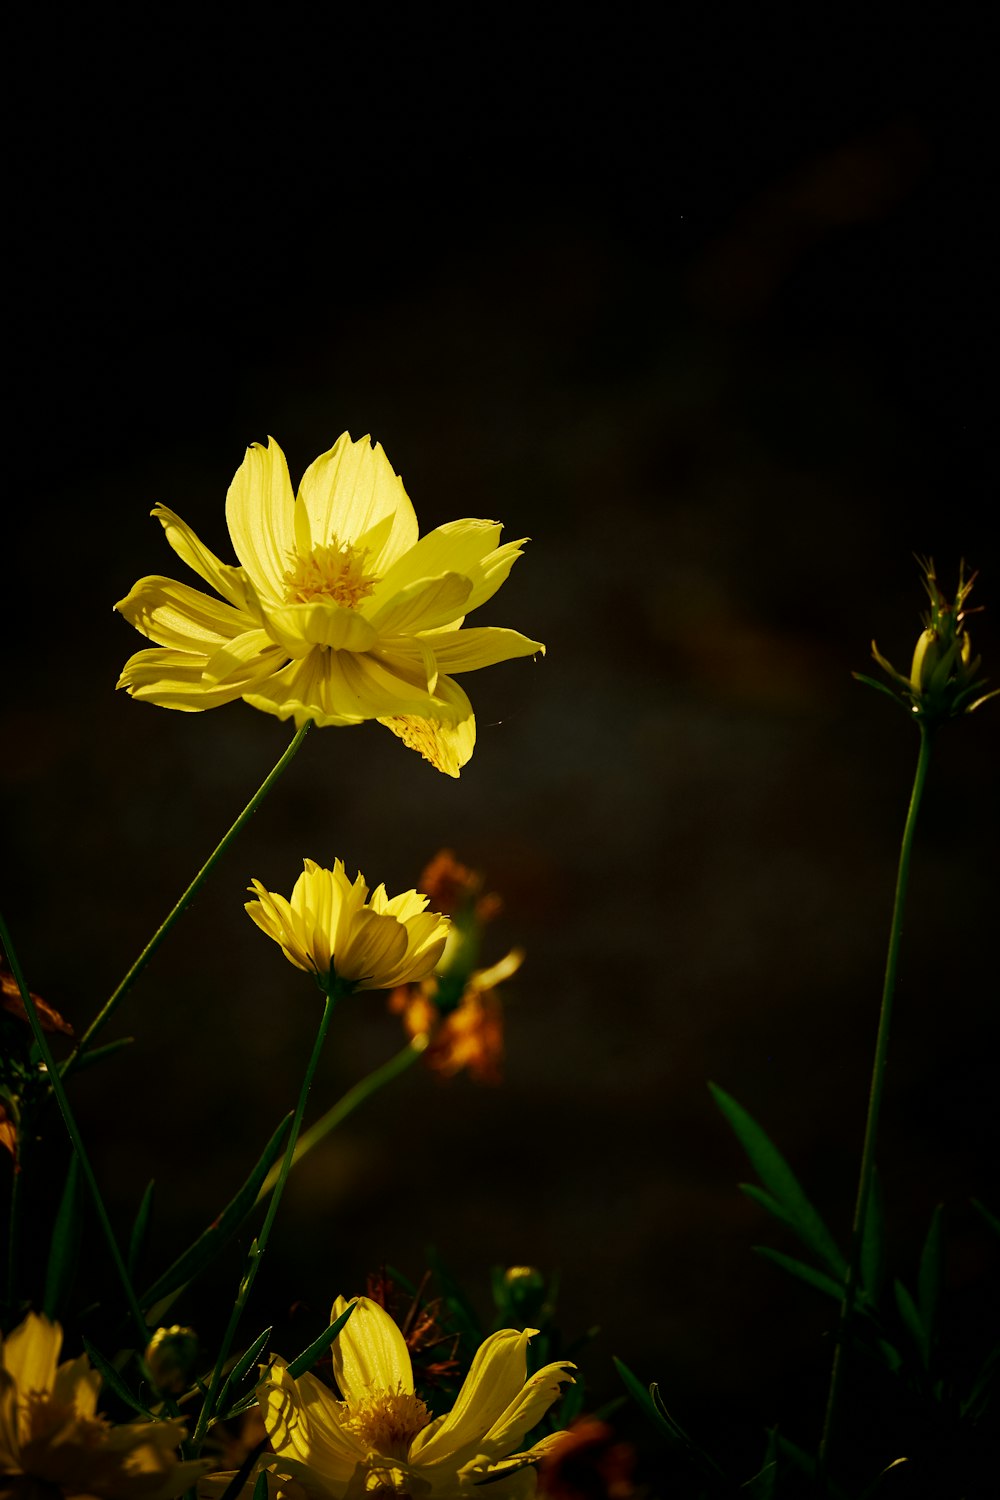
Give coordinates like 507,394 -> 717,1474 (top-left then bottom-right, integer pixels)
283,540 -> 378,608
341,1387 -> 430,1460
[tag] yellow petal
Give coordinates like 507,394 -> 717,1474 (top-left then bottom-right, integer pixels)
417,626 -> 545,673
260,1360 -> 363,1479
367,573 -> 472,636
242,653 -> 367,728
330,1296 -> 414,1402
295,433 -> 418,571
335,910 -> 410,988
1,1313 -> 61,1397
225,438 -> 296,600
202,630 -> 289,686
152,505 -> 255,613
116,575 -> 252,651
52,1353 -> 100,1418
0,1367 -> 21,1467
412,1327 -> 533,1466
369,518 -> 503,606
476,1358 -> 576,1460
378,676 -> 476,778
117,648 -> 265,711
266,602 -> 378,655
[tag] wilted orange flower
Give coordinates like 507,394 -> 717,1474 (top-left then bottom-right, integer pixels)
418,848 -> 502,922
537,1418 -> 637,1498
390,950 -> 521,1085
1,955 -> 73,1036
0,1101 -> 16,1161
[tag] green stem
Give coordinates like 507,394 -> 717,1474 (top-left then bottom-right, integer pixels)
191,982 -> 341,1450
256,1034 -> 428,1203
0,912 -> 149,1348
65,721 -> 312,1073
820,721 -> 934,1466
6,1134 -> 24,1318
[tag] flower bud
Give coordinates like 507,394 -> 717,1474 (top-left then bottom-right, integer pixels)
144,1325 -> 199,1394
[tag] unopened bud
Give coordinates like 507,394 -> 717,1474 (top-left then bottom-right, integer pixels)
144,1325 -> 199,1394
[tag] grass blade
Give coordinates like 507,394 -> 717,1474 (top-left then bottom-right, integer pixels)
43,1154 -> 83,1319
128,1180 -> 155,1280
287,1299 -> 357,1378
710,1083 -> 846,1278
81,1337 -> 153,1417
753,1246 -> 844,1301
139,1113 -> 291,1308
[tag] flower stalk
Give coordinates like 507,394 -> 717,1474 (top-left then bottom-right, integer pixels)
0,910 -> 149,1348
820,720 -> 934,1464
64,719 -> 313,1075
255,1033 -> 428,1203
191,977 -> 345,1450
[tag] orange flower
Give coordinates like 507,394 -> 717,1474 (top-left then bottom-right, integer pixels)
390,950 -> 521,1086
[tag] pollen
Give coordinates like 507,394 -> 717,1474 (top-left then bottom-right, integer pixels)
384,716 -> 449,774
341,1386 -> 430,1459
283,539 -> 379,608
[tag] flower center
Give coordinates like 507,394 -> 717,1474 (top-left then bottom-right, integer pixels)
341,1386 -> 430,1460
283,540 -> 379,608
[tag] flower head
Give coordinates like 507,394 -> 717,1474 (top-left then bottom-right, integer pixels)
859,558 -> 998,726
251,1294 -> 574,1497
116,434 -> 544,776
0,1311 -> 208,1498
246,860 -> 450,994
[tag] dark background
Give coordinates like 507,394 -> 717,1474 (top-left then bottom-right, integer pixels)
4,3 -> 997,1477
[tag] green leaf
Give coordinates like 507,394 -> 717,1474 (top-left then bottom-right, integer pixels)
893,1279 -> 924,1366
287,1299 -> 357,1378
970,1197 -> 1000,1238
753,1246 -> 844,1301
43,1154 -> 83,1319
860,1170 -> 886,1306
252,1473 -> 269,1500
139,1113 -> 291,1308
69,1037 -> 136,1074
216,1326 -> 272,1420
711,1084 -> 846,1278
613,1359 -> 723,1480
613,1356 -> 674,1440
960,1344 -> 999,1422
81,1338 -> 154,1418
742,1427 -> 778,1499
128,1180 -> 155,1280
917,1205 -> 944,1363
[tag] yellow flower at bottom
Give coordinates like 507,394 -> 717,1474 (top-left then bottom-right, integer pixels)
0,1312 -> 208,1499
246,860 -> 450,992
239,1295 -> 574,1498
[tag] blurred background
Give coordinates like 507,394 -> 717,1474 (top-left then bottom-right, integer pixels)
4,3 -> 997,1477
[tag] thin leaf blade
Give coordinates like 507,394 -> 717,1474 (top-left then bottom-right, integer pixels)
287,1299 -> 358,1379
128,1180 -> 156,1280
43,1154 -> 84,1319
710,1083 -> 846,1278
81,1338 -> 154,1418
139,1114 -> 291,1309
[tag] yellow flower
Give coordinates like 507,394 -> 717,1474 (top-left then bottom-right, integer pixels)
0,1311 -> 209,1499
246,860 -> 450,993
252,1294 -> 574,1497
116,434 -> 544,776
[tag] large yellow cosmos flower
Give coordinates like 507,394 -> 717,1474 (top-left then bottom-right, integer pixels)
0,1311 -> 208,1498
246,859 -> 450,993
116,434 -> 544,776
231,1295 -> 574,1498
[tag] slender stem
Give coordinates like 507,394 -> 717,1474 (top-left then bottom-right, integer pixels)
0,911 -> 149,1348
820,721 -> 934,1465
6,1135 -> 24,1317
191,983 -> 340,1450
64,721 -> 312,1072
256,1034 -> 428,1203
